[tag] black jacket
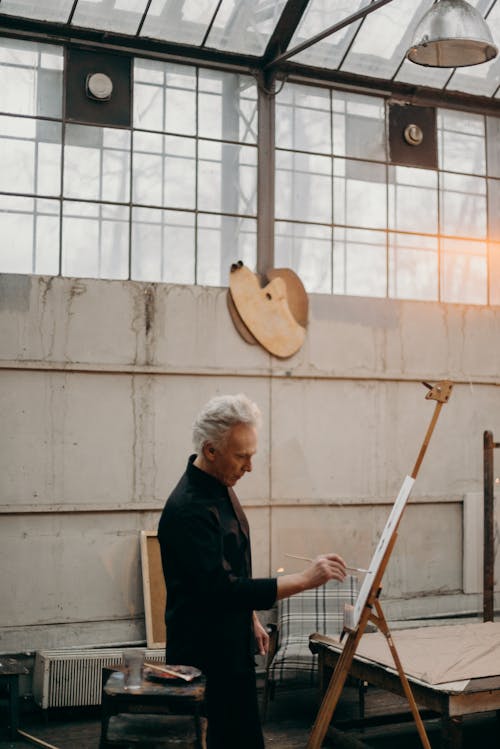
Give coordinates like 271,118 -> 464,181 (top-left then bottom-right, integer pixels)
158,455 -> 277,674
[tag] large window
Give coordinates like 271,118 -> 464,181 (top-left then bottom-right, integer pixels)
275,83 -> 500,306
0,36 -> 499,306
0,38 -> 258,286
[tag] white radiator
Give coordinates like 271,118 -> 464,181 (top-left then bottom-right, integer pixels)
33,647 -> 165,709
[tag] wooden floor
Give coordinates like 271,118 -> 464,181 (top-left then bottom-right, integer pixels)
1,683 -> 499,748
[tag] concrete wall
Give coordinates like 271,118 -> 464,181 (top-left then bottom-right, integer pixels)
1,273 -> 499,654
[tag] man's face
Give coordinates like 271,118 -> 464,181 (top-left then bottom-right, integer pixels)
209,423 -> 257,487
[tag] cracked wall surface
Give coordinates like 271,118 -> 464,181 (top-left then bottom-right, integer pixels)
0,273 -> 499,652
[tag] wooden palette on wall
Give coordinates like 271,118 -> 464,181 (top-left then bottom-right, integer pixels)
228,262 -> 308,358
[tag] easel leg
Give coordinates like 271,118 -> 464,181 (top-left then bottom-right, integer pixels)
372,599 -> 431,749
307,633 -> 360,749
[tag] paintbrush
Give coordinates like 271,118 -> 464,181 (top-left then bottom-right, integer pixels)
143,662 -> 193,682
284,553 -> 370,574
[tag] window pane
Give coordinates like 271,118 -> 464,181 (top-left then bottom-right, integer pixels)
489,242 -> 500,306
341,0 -> 432,80
134,59 -> 196,135
0,38 -> 63,118
441,237 -> 487,305
62,201 -> 129,279
438,109 -> 486,175
332,91 -> 386,160
0,195 -> 59,274
64,125 -> 130,202
0,115 -> 61,196
275,83 -> 331,153
275,221 -> 332,293
133,132 -> 196,209
333,227 -> 386,297
72,0 -> 149,34
141,0 -> 218,45
487,116 -> 500,178
396,58 -> 450,90
440,172 -> 486,239
275,149 -> 332,223
131,207 -> 195,283
389,233 -> 438,301
34,198 -> 61,275
334,158 -> 387,229
197,214 -> 256,286
198,70 -> 257,144
0,0 -> 73,23
388,166 -> 438,233
198,140 -> 257,215
489,179 -> 500,241
205,0 -> 287,56
289,0 -> 366,69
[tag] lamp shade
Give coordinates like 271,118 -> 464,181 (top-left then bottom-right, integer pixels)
407,0 -> 498,67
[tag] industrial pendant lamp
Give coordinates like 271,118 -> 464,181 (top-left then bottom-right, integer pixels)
407,0 -> 498,67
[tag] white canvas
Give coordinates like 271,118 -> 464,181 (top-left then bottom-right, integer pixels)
345,475 -> 416,630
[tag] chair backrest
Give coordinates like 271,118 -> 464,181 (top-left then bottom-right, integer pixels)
278,576 -> 359,643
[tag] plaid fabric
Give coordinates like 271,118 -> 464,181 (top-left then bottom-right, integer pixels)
268,576 -> 359,685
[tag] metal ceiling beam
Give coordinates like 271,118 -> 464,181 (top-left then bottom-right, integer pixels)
200,0 -> 224,47
0,14 -> 261,69
261,0 -> 311,66
282,61 -> 500,117
265,0 -> 399,69
0,11 -> 498,114
67,0 -> 79,25
136,0 -> 154,37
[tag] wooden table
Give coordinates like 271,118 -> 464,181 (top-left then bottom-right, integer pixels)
0,657 -> 29,740
310,633 -> 500,748
100,669 -> 206,748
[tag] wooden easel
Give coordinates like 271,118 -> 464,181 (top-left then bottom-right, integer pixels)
307,380 -> 453,749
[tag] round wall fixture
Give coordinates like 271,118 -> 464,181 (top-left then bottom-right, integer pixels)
85,72 -> 113,101
404,123 -> 424,146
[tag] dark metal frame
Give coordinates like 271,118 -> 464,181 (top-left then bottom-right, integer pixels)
0,1 -> 499,291
483,429 -> 500,622
0,0 -> 499,117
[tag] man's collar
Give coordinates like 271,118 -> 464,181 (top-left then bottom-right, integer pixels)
186,454 -> 227,498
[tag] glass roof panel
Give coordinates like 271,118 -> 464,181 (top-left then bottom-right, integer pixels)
205,0 -> 288,56
0,0 -> 500,100
0,0 -> 74,23
445,1 -> 500,97
140,0 -> 218,46
395,56 -> 451,89
340,0 -> 434,79
71,0 -> 150,35
288,0 -> 369,70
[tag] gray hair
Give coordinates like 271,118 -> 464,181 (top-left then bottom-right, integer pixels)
192,393 -> 262,454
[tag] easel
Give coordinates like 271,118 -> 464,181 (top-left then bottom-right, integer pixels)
307,380 -> 453,749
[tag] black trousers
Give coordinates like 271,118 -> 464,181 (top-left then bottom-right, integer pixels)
205,669 -> 264,749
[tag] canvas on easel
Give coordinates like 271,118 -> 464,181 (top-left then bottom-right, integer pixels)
344,474 -> 415,631
307,380 -> 453,749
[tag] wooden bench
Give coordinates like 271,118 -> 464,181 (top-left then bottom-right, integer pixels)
100,668 -> 207,749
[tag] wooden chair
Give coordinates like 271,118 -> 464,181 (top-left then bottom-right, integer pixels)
261,576 -> 360,720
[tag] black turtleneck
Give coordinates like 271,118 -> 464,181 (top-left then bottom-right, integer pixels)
158,455 -> 277,674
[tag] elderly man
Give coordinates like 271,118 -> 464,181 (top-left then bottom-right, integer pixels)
158,393 -> 346,749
